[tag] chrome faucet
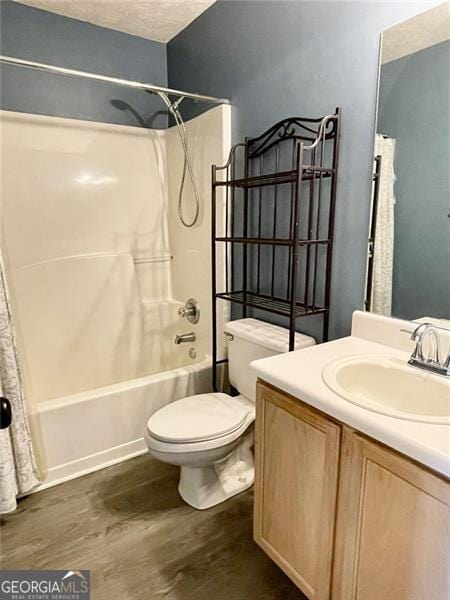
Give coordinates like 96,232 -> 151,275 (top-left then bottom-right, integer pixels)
404,323 -> 450,377
175,332 -> 196,345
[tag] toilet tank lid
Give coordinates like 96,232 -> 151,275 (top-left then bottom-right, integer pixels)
224,318 -> 316,353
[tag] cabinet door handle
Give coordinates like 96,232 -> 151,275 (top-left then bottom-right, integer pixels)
0,397 -> 12,429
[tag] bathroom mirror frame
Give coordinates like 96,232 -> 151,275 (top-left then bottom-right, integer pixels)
364,3 -> 450,331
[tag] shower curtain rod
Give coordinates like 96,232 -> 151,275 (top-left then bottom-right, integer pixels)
0,55 -> 230,105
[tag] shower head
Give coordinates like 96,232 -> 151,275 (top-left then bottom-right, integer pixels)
111,99 -> 129,111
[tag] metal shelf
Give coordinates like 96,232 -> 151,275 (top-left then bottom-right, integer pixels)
216,291 -> 327,319
215,236 -> 292,246
216,170 -> 296,188
211,109 -> 341,391
214,237 -> 331,246
215,167 -> 334,189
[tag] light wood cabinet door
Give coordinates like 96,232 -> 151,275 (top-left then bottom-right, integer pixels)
332,428 -> 450,600
254,381 -> 341,600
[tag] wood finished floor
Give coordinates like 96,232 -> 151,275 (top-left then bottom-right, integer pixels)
0,454 -> 306,600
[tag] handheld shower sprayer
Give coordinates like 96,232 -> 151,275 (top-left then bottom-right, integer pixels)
156,92 -> 201,228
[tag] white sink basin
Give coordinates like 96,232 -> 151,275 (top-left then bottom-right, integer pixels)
322,355 -> 450,425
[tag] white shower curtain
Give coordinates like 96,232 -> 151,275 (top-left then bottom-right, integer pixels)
371,134 -> 396,316
0,253 -> 40,513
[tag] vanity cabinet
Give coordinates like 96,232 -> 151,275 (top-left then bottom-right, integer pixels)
254,381 -> 450,600
254,382 -> 341,599
333,428 -> 449,600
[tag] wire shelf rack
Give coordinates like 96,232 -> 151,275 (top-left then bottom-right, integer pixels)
211,108 -> 341,390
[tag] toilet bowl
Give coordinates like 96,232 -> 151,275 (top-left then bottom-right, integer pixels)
145,318 -> 315,510
146,393 -> 255,509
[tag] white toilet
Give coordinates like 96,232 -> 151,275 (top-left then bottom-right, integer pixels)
145,318 -> 315,509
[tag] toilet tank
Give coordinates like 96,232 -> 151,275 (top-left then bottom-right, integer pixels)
224,318 -> 315,401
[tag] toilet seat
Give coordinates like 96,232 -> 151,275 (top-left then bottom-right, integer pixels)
147,393 -> 251,443
146,393 -> 255,453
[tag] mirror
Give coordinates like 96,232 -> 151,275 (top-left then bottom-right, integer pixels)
366,3 -> 449,330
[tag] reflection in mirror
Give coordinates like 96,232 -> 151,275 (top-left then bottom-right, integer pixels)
366,3 -> 449,330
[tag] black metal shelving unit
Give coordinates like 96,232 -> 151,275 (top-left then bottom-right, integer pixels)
211,108 -> 341,390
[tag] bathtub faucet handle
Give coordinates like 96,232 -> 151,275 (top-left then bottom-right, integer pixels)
177,298 -> 200,324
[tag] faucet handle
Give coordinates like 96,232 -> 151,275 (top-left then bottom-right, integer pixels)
407,322 -> 434,339
177,298 -> 200,324
401,323 -> 431,362
400,328 -> 415,337
444,348 -> 450,373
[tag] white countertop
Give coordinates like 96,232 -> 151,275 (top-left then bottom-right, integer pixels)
251,330 -> 450,478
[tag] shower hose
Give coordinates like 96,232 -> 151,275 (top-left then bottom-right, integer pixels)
158,92 -> 200,228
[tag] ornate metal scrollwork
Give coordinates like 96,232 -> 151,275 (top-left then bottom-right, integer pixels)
247,116 -> 337,158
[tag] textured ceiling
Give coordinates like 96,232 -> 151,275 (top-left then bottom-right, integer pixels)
382,2 -> 449,63
15,0 -> 216,42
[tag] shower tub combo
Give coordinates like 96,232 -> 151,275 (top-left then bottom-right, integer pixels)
1,96 -> 230,489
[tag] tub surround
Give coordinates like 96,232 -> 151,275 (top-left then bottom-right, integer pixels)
1,104 -> 230,491
2,106 -> 229,402
1,110 -> 171,401
251,310 -> 450,476
167,104 -> 230,362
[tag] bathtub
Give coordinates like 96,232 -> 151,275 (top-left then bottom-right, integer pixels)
34,357 -> 212,491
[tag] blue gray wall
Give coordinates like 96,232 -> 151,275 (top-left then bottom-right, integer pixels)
168,0 -> 438,339
0,1 -> 168,128
378,41 -> 450,321
1,0 -> 441,338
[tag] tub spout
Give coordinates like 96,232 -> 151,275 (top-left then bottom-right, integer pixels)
175,332 -> 196,344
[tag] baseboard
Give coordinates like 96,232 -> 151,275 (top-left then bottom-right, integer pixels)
30,438 -> 148,493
